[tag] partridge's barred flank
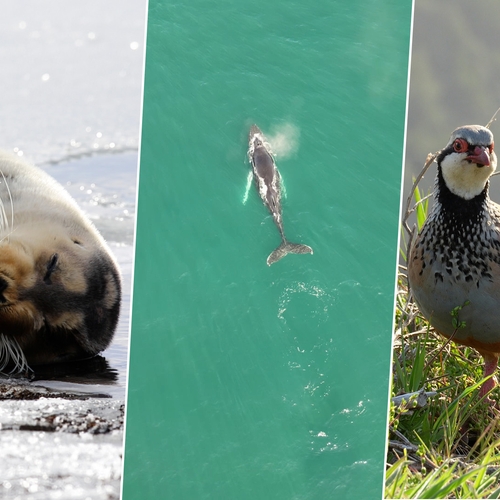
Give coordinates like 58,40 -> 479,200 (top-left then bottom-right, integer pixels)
408,124 -> 500,400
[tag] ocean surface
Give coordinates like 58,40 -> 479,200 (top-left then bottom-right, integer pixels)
124,1 -> 412,499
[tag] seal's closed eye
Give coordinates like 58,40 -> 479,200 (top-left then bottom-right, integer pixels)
43,253 -> 59,284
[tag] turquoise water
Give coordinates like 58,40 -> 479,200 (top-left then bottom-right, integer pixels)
123,0 -> 411,498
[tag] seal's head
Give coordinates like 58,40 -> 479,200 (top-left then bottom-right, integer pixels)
0,222 -> 120,368
0,150 -> 122,374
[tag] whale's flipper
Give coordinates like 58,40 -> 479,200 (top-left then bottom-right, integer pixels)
267,241 -> 313,266
242,170 -> 253,204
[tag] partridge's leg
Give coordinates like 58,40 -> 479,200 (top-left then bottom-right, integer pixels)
479,353 -> 499,400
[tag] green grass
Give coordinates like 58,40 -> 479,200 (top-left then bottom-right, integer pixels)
386,185 -> 500,499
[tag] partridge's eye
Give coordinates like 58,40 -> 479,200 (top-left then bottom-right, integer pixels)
43,253 -> 59,283
453,138 -> 468,153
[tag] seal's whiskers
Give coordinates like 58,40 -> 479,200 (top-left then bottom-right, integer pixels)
0,334 -> 30,374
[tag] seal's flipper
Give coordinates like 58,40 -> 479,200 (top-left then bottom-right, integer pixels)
267,241 -> 313,266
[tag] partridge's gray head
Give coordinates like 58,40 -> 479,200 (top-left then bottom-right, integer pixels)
438,125 -> 496,200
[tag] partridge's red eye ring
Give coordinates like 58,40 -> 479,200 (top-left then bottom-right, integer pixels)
453,138 -> 468,153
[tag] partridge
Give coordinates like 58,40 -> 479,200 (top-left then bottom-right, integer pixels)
408,124 -> 500,399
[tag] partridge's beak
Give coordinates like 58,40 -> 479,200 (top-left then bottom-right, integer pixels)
466,146 -> 491,167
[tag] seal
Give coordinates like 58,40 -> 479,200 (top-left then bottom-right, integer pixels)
0,150 -> 121,374
247,125 -> 313,265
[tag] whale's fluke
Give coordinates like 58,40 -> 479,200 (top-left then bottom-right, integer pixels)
267,241 -> 313,266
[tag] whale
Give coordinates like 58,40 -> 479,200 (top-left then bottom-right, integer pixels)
247,125 -> 313,266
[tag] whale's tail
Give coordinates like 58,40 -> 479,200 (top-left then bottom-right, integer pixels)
267,240 -> 313,266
